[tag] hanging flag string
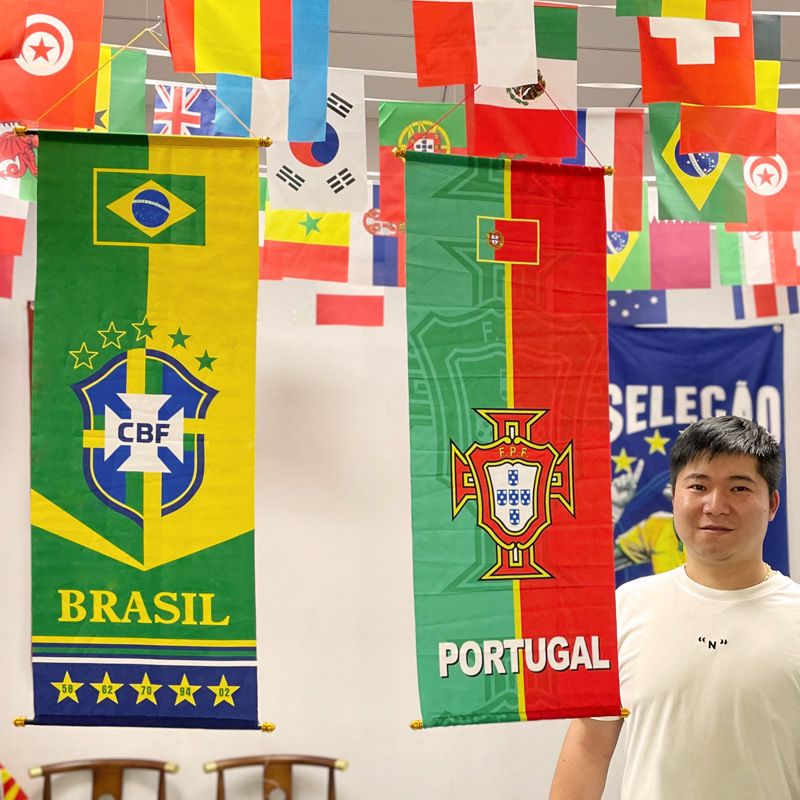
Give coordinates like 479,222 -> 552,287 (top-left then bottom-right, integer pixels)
144,28 -> 270,146
540,84 -> 614,175
33,22 -> 161,128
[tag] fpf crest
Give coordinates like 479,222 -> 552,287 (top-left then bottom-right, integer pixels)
451,409 -> 574,580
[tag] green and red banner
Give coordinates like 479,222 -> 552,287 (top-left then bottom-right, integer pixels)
31,132 -> 260,728
406,151 -> 620,726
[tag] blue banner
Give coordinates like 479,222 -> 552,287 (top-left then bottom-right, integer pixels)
609,326 -> 787,586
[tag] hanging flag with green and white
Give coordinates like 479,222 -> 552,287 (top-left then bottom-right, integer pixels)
88,45 -> 147,134
649,102 -> 747,222
406,151 -> 620,726
465,3 -> 577,159
31,132 -> 260,729
716,227 -> 775,286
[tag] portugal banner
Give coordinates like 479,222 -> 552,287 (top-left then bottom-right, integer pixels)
406,151 -> 621,726
609,325 -> 787,586
31,132 -> 259,728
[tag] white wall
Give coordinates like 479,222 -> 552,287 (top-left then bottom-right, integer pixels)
0,232 -> 797,799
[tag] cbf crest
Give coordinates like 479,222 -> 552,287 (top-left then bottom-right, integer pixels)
72,348 -> 217,526
451,409 -> 574,580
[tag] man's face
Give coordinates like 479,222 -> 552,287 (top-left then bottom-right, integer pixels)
672,452 -> 780,567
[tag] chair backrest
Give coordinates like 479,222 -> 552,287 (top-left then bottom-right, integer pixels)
203,755 -> 348,800
28,759 -> 178,800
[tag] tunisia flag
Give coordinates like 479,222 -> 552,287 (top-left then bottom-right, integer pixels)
728,115 -> 800,233
638,0 -> 755,106
0,0 -> 105,129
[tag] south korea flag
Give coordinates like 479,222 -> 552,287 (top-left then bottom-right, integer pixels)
267,69 -> 368,212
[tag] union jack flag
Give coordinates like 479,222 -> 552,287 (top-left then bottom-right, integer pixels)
152,84 -> 216,136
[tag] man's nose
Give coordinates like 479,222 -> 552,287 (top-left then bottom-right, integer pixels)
703,489 -> 730,514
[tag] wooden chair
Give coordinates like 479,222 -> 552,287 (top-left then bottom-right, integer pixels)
28,759 -> 178,800
203,755 -> 348,800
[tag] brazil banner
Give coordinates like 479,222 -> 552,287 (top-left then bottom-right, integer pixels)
406,151 -> 621,726
31,132 -> 259,728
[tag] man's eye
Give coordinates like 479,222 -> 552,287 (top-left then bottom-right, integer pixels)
732,486 -> 751,493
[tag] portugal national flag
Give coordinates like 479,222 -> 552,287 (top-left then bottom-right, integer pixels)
0,0 -> 105,128
165,0 -> 292,79
465,3 -> 577,160
637,0 -> 755,106
412,0 -> 537,87
405,151 -> 620,726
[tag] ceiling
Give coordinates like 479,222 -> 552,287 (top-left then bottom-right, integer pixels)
103,0 -> 800,174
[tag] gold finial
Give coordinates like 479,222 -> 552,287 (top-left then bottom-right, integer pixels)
392,145 -> 407,159
259,137 -> 273,148
260,721 -> 276,732
13,125 -> 28,136
203,762 -> 218,773
164,763 -> 179,774
619,707 -> 631,718
603,166 -> 615,176
410,719 -> 423,730
29,767 -> 43,778
397,222 -> 406,232
334,760 -> 349,771
13,717 -> 27,727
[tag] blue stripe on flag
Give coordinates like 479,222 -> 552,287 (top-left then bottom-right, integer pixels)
788,286 -> 799,314
214,74 -> 253,137
288,0 -> 330,142
561,109 -> 587,166
732,286 -> 745,320
371,186 -> 399,286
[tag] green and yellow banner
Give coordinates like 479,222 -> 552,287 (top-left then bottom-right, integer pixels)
31,132 -> 259,728
406,151 -> 621,726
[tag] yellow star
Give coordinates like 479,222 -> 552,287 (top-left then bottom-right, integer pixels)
97,321 -> 127,349
611,447 -> 637,474
169,674 -> 201,706
207,675 -> 240,707
51,671 -> 83,703
130,672 -> 162,705
644,429 -> 670,456
90,671 -> 124,704
68,341 -> 99,369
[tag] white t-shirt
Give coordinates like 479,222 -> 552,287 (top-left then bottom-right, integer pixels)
616,566 -> 800,800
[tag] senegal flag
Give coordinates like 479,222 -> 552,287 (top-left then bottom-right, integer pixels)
406,151 -> 620,726
31,132 -> 260,728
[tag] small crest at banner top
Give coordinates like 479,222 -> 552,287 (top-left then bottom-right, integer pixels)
451,409 -> 574,581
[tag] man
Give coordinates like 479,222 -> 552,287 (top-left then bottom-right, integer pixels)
549,415 -> 800,799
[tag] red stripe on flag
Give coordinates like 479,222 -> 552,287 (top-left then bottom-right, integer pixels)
379,146 -> 406,223
0,253 -> 13,298
467,104 -> 578,159
397,231 -> 407,287
262,240 -> 350,282
164,0 -> 197,72
680,106 -> 777,157
508,160 -> 620,719
772,233 -> 800,286
611,109 -> 644,231
412,1 -> 477,87
0,216 -> 26,256
260,0 -> 292,79
316,294 -> 384,326
754,283 -> 778,317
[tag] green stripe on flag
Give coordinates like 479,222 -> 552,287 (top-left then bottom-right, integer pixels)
535,5 -> 577,60
406,154 -> 520,725
616,0 -> 662,16
108,47 -> 147,134
716,226 -> 745,285
754,14 -> 781,61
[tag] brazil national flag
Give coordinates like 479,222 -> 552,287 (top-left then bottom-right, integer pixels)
31,132 -> 260,729
405,151 -> 621,727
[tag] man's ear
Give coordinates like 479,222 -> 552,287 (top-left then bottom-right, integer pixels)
769,490 -> 780,521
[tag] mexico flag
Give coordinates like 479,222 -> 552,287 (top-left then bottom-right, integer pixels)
412,0 -> 537,88
405,151 -> 620,726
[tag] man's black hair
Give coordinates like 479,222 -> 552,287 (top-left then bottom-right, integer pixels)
669,415 -> 782,494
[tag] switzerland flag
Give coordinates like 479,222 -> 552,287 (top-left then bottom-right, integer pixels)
0,0 -> 105,129
638,0 -> 755,106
